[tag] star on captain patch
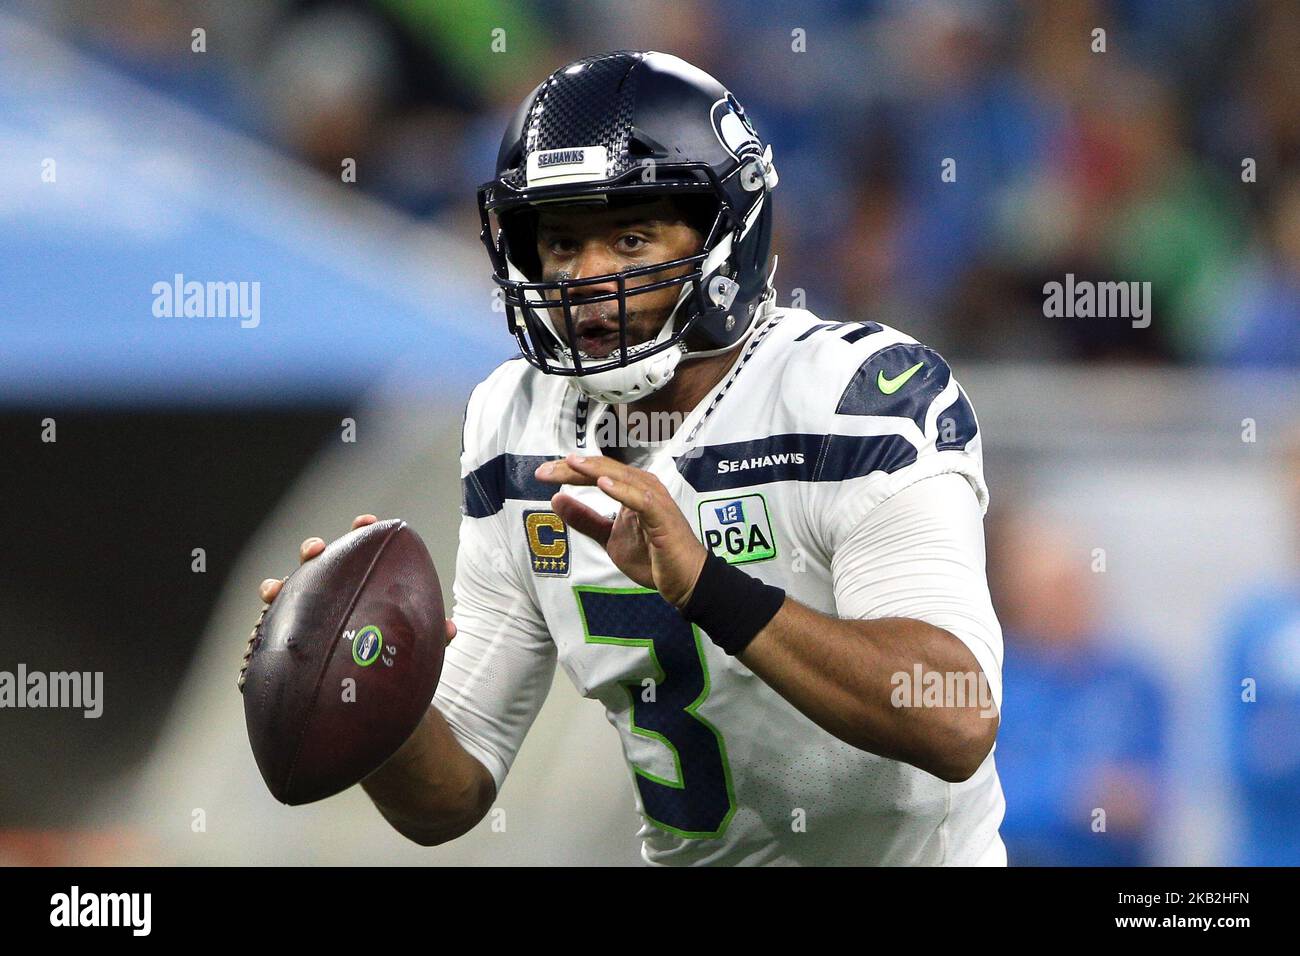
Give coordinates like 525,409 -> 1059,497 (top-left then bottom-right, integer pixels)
523,509 -> 570,577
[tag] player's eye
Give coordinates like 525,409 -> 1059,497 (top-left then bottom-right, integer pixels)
544,236 -> 579,256
616,234 -> 649,253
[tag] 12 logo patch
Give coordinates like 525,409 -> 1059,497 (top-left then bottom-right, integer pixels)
697,493 -> 777,565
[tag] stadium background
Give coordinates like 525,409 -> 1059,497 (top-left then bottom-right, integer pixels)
2,0 -> 1297,865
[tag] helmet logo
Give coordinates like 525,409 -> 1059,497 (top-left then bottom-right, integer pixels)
711,93 -> 762,161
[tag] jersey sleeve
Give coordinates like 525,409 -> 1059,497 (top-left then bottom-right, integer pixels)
829,472 -> 1003,714
431,371 -> 556,796
799,335 -> 989,557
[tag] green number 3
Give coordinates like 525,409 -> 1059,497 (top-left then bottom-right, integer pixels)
575,586 -> 736,838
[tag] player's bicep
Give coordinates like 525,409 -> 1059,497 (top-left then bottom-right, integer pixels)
433,514 -> 555,795
830,472 -> 1004,713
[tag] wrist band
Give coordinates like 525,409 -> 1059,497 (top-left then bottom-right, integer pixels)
678,552 -> 786,656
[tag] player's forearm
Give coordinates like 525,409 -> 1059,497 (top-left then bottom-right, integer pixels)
361,703 -> 496,846
738,599 -> 997,782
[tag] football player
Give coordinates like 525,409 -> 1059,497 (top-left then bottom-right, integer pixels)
259,51 -> 1006,865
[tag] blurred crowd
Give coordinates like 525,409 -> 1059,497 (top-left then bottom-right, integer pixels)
987,429 -> 1300,865
32,0 -> 1300,366
987,504 -> 1169,865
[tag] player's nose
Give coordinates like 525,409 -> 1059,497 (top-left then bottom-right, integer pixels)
566,245 -> 625,299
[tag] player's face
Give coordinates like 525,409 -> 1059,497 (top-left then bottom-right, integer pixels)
535,198 -> 704,360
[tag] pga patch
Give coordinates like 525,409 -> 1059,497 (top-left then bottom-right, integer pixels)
524,509 -> 570,576
697,494 -> 776,565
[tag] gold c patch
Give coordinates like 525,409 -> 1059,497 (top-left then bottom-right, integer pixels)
524,509 -> 570,577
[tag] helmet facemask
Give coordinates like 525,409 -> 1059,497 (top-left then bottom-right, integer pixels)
482,191 -> 737,403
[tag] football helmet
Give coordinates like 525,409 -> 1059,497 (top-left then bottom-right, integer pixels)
477,50 -> 778,403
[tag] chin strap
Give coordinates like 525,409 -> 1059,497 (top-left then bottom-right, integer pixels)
679,258 -> 779,364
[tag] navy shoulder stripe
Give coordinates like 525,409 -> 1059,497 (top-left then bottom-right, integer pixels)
793,321 -> 847,341
462,453 -> 558,518
676,433 -> 917,493
835,343 -> 951,430
792,320 -> 882,343
839,322 -> 883,343
935,387 -> 978,451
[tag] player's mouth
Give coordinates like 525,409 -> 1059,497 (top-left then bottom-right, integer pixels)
573,318 -> 626,358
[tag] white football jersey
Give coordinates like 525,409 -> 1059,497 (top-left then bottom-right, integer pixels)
435,307 -> 1007,865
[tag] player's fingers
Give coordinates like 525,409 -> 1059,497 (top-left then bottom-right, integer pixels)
444,619 -> 457,645
593,474 -> 659,523
534,459 -> 596,486
536,454 -> 652,490
351,514 -> 378,530
299,537 -> 326,564
259,577 -> 284,604
552,492 -> 614,546
563,453 -> 648,489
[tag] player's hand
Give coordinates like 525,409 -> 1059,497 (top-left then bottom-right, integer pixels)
536,454 -> 708,608
255,514 -> 457,644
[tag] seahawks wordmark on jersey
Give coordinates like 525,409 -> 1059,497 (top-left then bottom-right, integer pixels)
438,308 -> 1006,865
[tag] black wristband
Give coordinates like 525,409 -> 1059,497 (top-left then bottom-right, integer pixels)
678,552 -> 786,656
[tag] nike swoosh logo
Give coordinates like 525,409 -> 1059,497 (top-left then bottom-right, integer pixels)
877,362 -> 924,395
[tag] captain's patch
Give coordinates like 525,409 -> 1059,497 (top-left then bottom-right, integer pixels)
524,509 -> 570,577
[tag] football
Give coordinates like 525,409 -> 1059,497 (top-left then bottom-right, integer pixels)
240,519 -> 445,805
